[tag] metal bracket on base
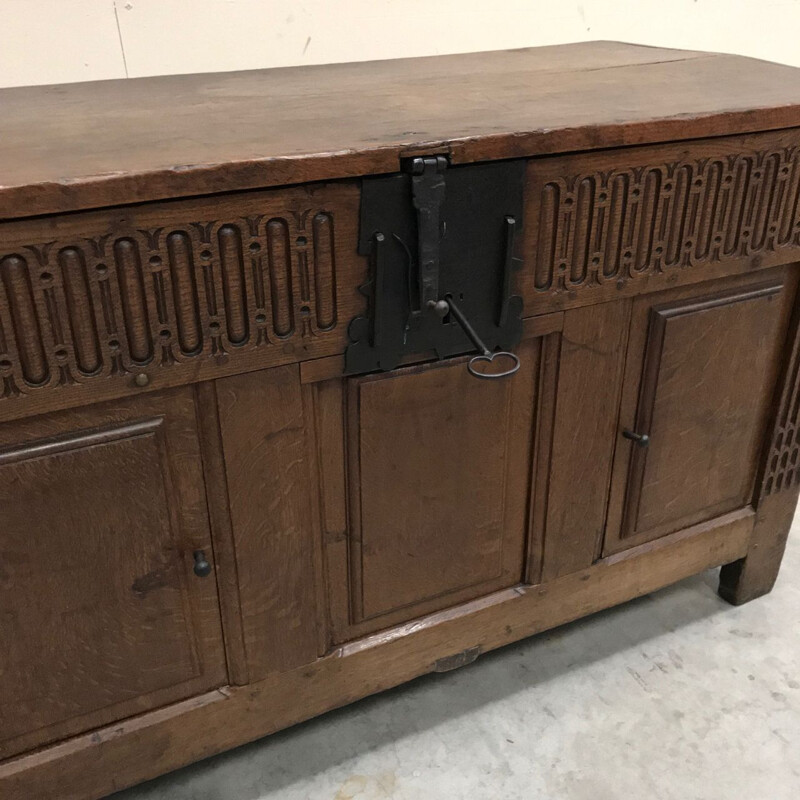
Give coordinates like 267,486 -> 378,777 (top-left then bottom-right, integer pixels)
433,645 -> 483,672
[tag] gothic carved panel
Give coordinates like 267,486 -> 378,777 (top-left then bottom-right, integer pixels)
0,182 -> 362,406
528,133 -> 800,296
762,304 -> 800,497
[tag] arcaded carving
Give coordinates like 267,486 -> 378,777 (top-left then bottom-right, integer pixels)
533,147 -> 800,293
0,199 -> 345,401
762,312 -> 800,497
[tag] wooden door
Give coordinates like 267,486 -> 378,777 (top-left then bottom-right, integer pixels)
604,271 -> 797,554
0,388 -> 227,759
310,329 -> 559,644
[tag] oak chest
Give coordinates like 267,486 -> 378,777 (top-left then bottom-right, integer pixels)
3,41 -> 800,799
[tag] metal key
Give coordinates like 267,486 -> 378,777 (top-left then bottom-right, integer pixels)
428,295 -> 520,380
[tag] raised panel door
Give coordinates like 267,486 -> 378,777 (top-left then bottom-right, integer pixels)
604,271 -> 796,554
312,329 -> 558,644
0,388 -> 227,758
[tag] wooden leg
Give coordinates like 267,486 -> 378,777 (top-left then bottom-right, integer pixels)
719,489 -> 799,605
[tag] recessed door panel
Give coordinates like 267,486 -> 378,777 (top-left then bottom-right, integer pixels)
0,389 -> 227,758
604,272 -> 795,554
317,331 -> 555,644
354,358 -> 524,621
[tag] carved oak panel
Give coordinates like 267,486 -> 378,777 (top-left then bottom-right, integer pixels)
524,130 -> 800,308
0,182 -> 364,416
761,285 -> 800,496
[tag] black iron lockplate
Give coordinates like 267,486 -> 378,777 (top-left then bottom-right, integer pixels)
345,156 -> 526,376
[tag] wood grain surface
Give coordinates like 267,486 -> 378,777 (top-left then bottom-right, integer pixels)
0,387 -> 227,760
0,508 -> 753,800
3,40 -> 800,800
4,42 -> 800,217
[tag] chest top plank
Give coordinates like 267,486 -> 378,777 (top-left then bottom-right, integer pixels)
2,40 -> 800,219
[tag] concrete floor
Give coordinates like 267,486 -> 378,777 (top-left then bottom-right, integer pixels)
114,524 -> 800,800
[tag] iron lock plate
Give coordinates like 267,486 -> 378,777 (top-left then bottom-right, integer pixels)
345,156 -> 526,376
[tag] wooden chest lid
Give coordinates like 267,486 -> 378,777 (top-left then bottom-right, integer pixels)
3,40 -> 800,219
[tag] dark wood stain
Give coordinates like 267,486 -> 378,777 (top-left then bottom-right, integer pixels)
2,41 -> 800,800
3,42 -> 800,218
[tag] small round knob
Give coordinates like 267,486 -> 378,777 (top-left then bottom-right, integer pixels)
192,550 -> 212,578
622,429 -> 650,447
134,372 -> 150,388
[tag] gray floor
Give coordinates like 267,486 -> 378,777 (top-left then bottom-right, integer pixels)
115,524 -> 800,800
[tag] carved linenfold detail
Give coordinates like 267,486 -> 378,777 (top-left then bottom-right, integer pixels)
267,219 -> 293,338
533,146 -> 800,293
218,225 -> 248,346
114,238 -> 152,364
59,248 -> 101,376
166,232 -> 201,355
312,213 -> 337,331
1,255 -> 48,387
0,201 -> 347,402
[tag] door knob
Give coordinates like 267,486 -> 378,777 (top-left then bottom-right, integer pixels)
192,550 -> 212,578
622,429 -> 650,447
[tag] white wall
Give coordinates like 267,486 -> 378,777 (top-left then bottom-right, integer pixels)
1,0 -> 798,88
